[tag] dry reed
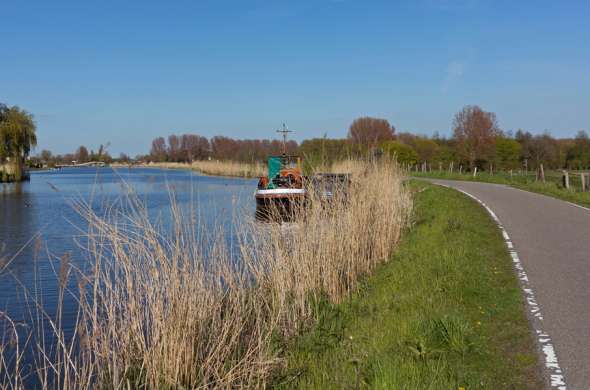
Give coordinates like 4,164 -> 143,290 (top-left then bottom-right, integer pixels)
143,160 -> 266,178
330,159 -> 368,176
0,159 -> 411,389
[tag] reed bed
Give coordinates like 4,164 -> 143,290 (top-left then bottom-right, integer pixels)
190,160 -> 265,178
330,159 -> 368,176
145,160 -> 266,178
0,159 -> 411,389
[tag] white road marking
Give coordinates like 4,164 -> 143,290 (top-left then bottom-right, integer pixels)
435,183 -> 567,390
565,201 -> 590,214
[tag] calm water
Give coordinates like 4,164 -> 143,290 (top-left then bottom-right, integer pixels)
0,167 -> 256,360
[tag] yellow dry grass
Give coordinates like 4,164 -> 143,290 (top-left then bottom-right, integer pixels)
330,159 -> 369,176
143,160 -> 266,178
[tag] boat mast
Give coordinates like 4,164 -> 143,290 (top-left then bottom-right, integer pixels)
276,123 -> 292,155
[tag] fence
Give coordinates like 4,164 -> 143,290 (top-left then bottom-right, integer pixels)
404,161 -> 590,193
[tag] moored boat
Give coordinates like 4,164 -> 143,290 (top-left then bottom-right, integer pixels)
255,125 -> 352,221
255,154 -> 305,221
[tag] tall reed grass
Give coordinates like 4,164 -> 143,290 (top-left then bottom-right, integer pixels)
0,159 -> 411,389
144,160 -> 266,178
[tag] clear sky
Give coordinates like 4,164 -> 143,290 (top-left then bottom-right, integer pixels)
1,0 -> 589,156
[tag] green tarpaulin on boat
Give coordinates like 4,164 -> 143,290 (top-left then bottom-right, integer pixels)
267,157 -> 282,189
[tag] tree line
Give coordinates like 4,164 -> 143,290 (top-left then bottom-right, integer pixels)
34,144 -> 116,167
301,107 -> 590,172
143,107 -> 590,173
18,102 -> 590,173
147,134 -> 298,163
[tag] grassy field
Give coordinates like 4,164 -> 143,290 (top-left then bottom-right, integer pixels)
274,182 -> 542,389
413,170 -> 590,208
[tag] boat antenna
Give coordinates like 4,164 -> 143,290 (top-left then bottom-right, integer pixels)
276,123 -> 292,155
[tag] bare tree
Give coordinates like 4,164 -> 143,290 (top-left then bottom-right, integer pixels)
76,145 -> 89,163
40,149 -> 53,163
150,137 -> 167,162
529,132 -> 560,169
119,153 -> 131,163
348,117 -> 394,149
452,105 -> 500,169
180,134 -> 210,162
167,135 -> 181,162
211,136 -> 238,160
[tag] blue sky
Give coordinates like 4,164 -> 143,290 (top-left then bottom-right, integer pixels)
1,0 -> 589,156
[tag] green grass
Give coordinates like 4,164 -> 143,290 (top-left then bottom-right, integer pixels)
413,170 -> 590,208
273,182 -> 542,389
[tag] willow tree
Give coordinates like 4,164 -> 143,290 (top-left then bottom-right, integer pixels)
0,104 -> 8,159
0,104 -> 37,181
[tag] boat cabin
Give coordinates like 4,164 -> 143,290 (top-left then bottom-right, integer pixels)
257,155 -> 303,190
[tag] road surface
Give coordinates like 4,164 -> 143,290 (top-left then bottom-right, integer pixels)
427,179 -> 590,390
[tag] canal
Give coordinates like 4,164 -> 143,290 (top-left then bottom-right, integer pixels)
0,167 -> 256,378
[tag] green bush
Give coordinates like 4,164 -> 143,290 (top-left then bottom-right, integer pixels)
380,141 -> 418,166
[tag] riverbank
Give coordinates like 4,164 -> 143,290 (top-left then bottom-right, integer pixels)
113,160 -> 265,178
0,173 -> 29,183
413,170 -> 590,208
0,162 -> 29,183
275,181 -> 542,388
1,160 -> 411,388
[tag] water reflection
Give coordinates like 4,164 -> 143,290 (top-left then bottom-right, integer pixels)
0,167 -> 256,368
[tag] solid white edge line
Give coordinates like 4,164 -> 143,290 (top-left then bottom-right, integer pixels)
435,183 -> 567,390
565,201 -> 590,213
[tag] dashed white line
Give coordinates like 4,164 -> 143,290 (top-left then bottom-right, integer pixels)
436,183 -> 567,390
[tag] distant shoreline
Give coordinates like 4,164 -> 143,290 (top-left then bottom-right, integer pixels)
110,161 -> 264,179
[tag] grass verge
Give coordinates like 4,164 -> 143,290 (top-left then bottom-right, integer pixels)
413,170 -> 590,208
274,181 -> 543,389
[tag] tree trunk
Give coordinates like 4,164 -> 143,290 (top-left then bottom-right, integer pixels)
13,155 -> 22,182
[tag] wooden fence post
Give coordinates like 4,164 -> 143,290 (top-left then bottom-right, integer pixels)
581,173 -> 586,192
563,170 -> 570,189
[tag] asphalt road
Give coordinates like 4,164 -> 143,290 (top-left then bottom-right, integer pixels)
427,179 -> 590,390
